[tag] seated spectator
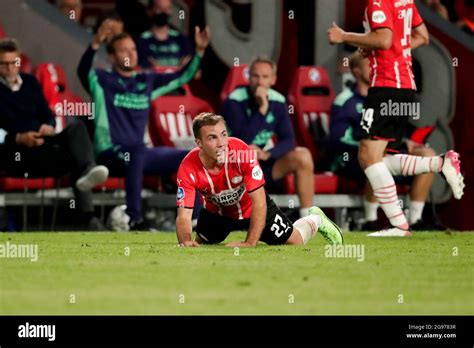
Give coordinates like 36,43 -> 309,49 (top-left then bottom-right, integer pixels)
421,0 -> 449,20
56,0 -> 82,24
327,52 -> 441,231
93,10 -> 124,43
77,25 -> 210,230
221,57 -> 315,218
136,0 -> 194,68
0,38 -> 108,230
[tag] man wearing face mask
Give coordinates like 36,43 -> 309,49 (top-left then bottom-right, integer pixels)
136,0 -> 194,68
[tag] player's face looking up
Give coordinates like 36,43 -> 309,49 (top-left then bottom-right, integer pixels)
196,121 -> 228,164
108,37 -> 138,72
0,51 -> 20,83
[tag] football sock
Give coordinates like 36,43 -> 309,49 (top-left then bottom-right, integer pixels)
364,200 -> 379,222
294,214 -> 322,245
409,201 -> 425,224
383,154 -> 442,176
364,162 -> 409,230
299,207 -> 310,218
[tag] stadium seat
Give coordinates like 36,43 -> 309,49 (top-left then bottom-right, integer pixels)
283,172 -> 339,194
220,64 -> 250,103
19,54 -> 32,74
148,66 -> 214,150
0,175 -> 57,231
285,66 -> 340,194
34,63 -> 85,133
287,66 -> 335,163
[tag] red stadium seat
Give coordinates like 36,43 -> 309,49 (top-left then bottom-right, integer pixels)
220,65 -> 250,103
19,54 -> 32,74
283,172 -> 339,194
34,63 -> 85,133
287,66 -> 338,194
149,66 -> 214,149
287,66 -> 335,163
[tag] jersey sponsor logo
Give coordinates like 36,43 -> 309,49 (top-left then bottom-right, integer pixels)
231,175 -> 243,184
252,165 -> 263,181
207,185 -> 246,207
373,0 -> 382,7
372,10 -> 387,24
177,187 -> 185,201
114,93 -> 150,110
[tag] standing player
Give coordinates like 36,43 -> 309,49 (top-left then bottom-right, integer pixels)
328,0 -> 464,236
175,112 -> 343,247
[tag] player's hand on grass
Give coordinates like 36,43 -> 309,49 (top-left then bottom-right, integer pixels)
195,26 -> 211,56
327,22 -> 345,45
178,240 -> 200,247
225,241 -> 256,248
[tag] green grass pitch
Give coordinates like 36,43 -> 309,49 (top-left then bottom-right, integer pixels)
1,231 -> 473,315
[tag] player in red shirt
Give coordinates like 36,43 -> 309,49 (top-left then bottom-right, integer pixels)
328,0 -> 464,236
175,112 -> 343,247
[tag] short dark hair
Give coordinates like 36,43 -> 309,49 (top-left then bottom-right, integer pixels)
193,112 -> 226,139
106,33 -> 132,54
0,38 -> 20,54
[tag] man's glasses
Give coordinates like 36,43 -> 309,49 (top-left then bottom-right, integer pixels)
0,61 -> 19,66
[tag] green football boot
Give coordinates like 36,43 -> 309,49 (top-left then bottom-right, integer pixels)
308,206 -> 344,244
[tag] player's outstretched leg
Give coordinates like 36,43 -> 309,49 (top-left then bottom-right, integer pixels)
291,206 -> 343,245
382,150 -> 465,199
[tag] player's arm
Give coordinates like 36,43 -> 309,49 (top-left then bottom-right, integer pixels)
411,23 -> 429,50
150,27 -> 210,99
226,186 -> 266,247
77,19 -> 112,93
328,22 -> 392,50
176,207 -> 199,247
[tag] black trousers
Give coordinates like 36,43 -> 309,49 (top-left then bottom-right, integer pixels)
4,121 -> 96,213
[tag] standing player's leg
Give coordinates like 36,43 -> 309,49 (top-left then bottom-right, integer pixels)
359,88 -> 415,234
359,137 -> 411,231
382,148 -> 464,200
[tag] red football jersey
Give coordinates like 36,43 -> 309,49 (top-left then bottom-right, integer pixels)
176,137 -> 265,219
363,0 -> 423,89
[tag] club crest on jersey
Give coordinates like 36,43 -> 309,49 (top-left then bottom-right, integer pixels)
208,185 -> 246,207
252,165 -> 263,180
231,175 -> 243,184
177,187 -> 185,201
372,10 -> 387,24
